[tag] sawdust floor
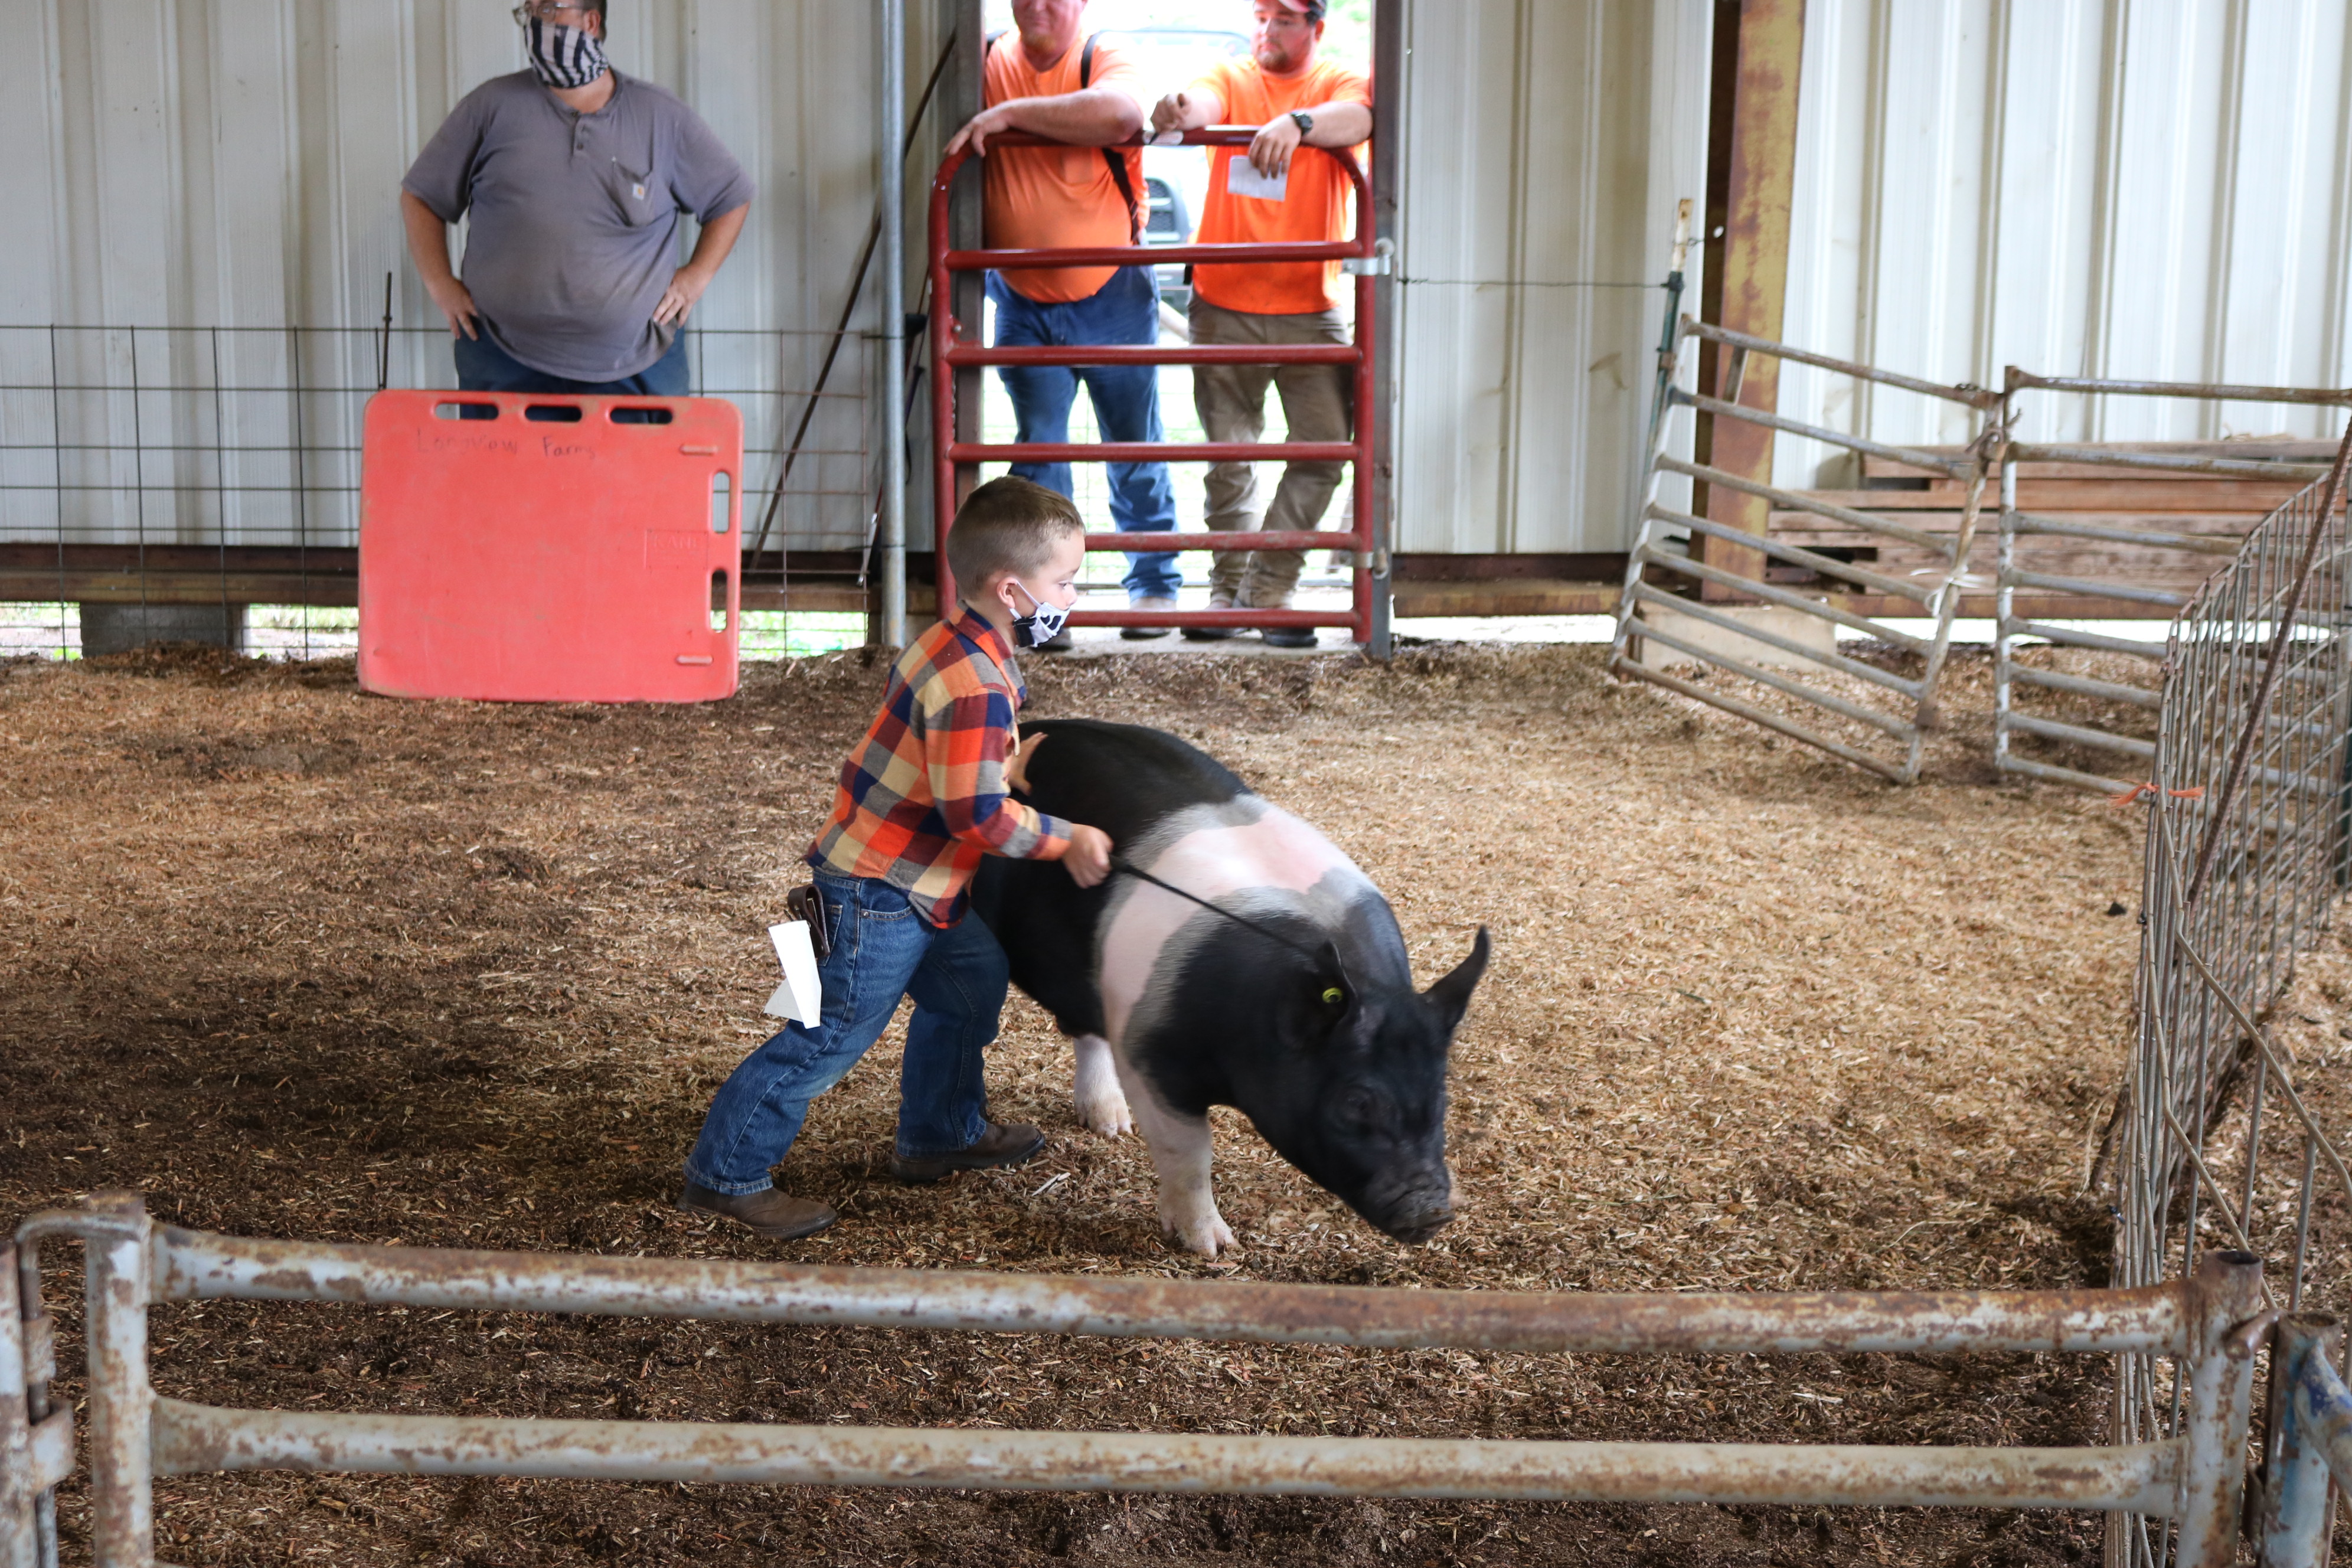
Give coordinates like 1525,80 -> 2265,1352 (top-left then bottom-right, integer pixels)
0,639 -> 2271,1567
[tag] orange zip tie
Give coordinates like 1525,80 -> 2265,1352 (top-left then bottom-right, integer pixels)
2108,783 -> 2207,806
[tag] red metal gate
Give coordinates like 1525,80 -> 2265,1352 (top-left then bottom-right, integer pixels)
929,129 -> 1377,641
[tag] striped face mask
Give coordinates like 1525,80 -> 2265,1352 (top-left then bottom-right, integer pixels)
524,17 -> 609,90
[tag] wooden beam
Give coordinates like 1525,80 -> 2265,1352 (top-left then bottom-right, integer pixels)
1700,0 -> 1805,598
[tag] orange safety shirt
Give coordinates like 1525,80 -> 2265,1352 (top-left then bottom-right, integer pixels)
982,33 -> 1146,305
1190,57 -> 1371,317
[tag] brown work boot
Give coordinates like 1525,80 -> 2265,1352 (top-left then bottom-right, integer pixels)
677,1182 -> 837,1239
890,1121 -> 1046,1184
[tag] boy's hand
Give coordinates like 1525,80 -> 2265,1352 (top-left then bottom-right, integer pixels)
1063,825 -> 1113,888
1004,732 -> 1043,795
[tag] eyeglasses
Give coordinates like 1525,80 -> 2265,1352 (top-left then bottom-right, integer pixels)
511,2 -> 593,23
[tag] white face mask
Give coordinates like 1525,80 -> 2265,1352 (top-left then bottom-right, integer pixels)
1005,579 -> 1071,649
524,15 -> 609,90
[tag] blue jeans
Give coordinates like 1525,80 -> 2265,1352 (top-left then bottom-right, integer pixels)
988,266 -> 1181,600
683,871 -> 1008,1193
453,326 -> 690,397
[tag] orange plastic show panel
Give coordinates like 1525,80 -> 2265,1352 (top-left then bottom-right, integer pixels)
358,391 -> 742,703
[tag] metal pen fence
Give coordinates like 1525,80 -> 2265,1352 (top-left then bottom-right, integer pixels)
1608,316 -> 1998,785
4,1194 -> 2279,1568
0,324 -> 873,658
930,129 -> 1381,642
1993,371 -> 2346,795
2104,429 -> 2352,1568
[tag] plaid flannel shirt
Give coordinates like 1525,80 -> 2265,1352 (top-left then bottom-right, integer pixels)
806,609 -> 1072,925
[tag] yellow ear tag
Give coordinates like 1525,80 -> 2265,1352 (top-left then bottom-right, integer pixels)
1322,986 -> 1344,1005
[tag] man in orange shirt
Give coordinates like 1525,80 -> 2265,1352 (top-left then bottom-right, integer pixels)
1150,1 -> 1370,648
946,0 -> 1181,643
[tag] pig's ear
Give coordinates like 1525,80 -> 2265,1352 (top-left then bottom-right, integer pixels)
1421,926 -> 1491,1034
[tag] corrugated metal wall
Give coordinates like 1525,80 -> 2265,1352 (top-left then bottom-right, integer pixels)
48,4 -> 2339,557
4,0 -> 1709,560
1776,0 -> 2352,488
4,0 -> 945,549
1390,0 -> 1712,553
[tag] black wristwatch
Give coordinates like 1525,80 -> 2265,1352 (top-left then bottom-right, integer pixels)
1289,110 -> 1315,137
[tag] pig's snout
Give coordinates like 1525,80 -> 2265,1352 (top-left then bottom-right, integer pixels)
1375,1189 -> 1455,1244
1383,1208 -> 1454,1244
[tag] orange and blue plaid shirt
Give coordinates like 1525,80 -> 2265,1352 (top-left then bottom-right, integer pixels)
806,608 -> 1072,926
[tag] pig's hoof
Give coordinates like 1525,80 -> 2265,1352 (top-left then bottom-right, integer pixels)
1070,1034 -> 1132,1137
1165,1211 -> 1237,1258
1076,1089 -> 1133,1138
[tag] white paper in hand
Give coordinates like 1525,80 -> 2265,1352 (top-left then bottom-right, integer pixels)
1226,158 -> 1289,202
763,920 -> 822,1026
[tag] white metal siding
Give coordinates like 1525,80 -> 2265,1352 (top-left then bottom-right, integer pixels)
1391,0 -> 1713,554
1776,0 -> 2352,488
6,0 -> 936,549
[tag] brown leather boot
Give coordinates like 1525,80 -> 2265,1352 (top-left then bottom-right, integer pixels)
889,1121 -> 1046,1184
677,1182 -> 837,1239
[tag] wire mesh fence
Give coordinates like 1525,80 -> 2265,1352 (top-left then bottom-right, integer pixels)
2105,432 -> 2352,1568
0,323 -> 872,660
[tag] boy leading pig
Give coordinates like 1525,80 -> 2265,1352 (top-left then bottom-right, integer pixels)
680,477 -> 1112,1239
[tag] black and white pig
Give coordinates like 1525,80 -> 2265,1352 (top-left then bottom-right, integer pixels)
969,718 -> 1489,1257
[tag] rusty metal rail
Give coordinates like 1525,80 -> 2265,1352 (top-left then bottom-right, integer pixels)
1609,316 -> 1993,784
148,1402 -> 2177,1511
149,1225 -> 2194,1354
4,1194 -> 2280,1568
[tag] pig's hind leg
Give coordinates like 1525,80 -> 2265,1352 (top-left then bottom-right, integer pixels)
1070,1033 -> 1133,1136
1115,1057 -> 1236,1257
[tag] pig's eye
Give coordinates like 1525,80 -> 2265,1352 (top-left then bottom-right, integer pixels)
1335,1086 -> 1389,1129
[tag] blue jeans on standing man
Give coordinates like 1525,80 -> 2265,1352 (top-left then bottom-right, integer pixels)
987,265 -> 1181,601
454,325 -> 691,397
682,871 -> 1010,1194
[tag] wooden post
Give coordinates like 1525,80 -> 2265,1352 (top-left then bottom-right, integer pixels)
1700,0 -> 1804,599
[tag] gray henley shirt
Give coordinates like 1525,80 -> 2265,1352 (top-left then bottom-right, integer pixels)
402,70 -> 753,383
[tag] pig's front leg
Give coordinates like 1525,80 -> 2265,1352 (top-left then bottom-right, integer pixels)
1070,1033 -> 1133,1136
1117,1059 -> 1235,1257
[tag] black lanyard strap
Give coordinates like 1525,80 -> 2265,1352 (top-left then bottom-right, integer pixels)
1107,856 -> 1356,1011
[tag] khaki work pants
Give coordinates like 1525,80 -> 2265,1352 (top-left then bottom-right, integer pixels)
1188,296 -> 1354,605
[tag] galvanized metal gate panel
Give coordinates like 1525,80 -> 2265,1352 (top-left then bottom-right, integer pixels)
2,1197 -> 2280,1568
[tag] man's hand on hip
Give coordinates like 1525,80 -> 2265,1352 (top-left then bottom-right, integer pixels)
427,277 -> 481,341
653,265 -> 715,328
1247,116 -> 1304,179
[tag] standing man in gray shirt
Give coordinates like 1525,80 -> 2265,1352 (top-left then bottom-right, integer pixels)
400,0 -> 753,395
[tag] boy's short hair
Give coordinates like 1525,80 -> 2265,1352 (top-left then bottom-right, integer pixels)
946,477 -> 1086,598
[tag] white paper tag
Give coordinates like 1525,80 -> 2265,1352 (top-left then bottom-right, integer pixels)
1226,158 -> 1289,202
1148,129 -> 1185,147
763,919 -> 822,1025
